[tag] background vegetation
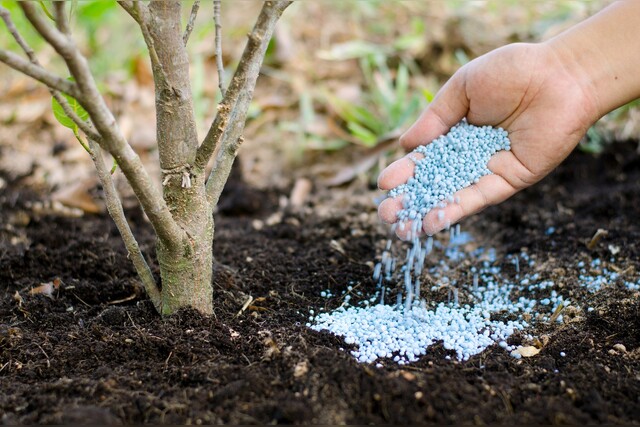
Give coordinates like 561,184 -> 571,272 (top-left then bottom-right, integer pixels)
0,0 -> 635,201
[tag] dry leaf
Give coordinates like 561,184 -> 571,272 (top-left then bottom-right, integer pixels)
29,278 -> 61,298
587,228 -> 608,250
50,178 -> 101,214
515,345 -> 540,358
13,291 -> 24,307
132,54 -> 154,87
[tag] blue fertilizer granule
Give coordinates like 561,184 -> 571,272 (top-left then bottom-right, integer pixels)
389,120 -> 510,225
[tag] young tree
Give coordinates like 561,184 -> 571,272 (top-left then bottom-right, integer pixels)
0,1 -> 291,315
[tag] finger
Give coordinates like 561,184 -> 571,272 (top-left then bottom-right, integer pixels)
378,197 -> 424,241
378,195 -> 403,224
377,153 -> 424,190
422,174 -> 516,235
400,70 -> 470,150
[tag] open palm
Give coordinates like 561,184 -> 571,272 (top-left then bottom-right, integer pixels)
378,43 -> 600,236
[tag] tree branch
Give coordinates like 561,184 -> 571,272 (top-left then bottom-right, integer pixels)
213,0 -> 225,98
0,48 -> 80,99
183,0 -> 200,46
88,139 -> 162,311
52,1 -> 71,35
117,0 -> 135,13
19,2 -> 185,246
117,1 -> 168,87
147,1 -> 200,172
0,5 -> 99,141
198,0 -> 292,203
0,6 -> 80,98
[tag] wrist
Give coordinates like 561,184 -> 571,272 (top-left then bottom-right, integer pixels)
542,38 -> 603,124
543,1 -> 640,120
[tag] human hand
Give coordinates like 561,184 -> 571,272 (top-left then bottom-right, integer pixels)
378,42 -> 600,237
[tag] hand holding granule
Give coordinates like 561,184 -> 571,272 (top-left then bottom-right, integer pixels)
378,1 -> 640,237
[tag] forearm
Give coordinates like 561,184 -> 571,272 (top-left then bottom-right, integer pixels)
545,1 -> 640,119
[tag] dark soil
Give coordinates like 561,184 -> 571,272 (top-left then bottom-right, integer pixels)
1,144 -> 640,425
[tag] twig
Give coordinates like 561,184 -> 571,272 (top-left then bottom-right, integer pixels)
20,2 -> 184,246
183,0 -> 200,46
164,351 -> 173,368
196,0 -> 292,204
236,294 -> 254,317
548,302 -> 565,324
117,1 -> 140,21
89,139 -> 162,311
108,293 -> 138,305
0,7 -> 80,98
0,48 -> 79,98
587,228 -> 608,250
0,6 -> 100,141
117,1 -> 169,87
34,342 -> 51,369
213,0 -> 225,97
52,1 -> 70,35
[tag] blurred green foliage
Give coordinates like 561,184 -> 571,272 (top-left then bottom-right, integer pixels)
0,0 -> 144,79
324,56 -> 429,148
0,1 -> 218,80
51,80 -> 91,153
579,127 -> 606,155
0,0 -> 46,50
2,0 -> 637,158
292,7 -> 430,151
580,98 -> 640,154
283,48 -> 430,153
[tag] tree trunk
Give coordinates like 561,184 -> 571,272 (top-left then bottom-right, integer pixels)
156,181 -> 214,315
148,1 -> 213,315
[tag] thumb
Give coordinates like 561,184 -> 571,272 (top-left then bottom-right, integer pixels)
400,68 -> 470,150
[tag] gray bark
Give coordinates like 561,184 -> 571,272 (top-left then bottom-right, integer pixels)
147,1 -> 214,314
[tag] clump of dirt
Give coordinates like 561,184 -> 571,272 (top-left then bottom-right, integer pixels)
1,143 -> 640,424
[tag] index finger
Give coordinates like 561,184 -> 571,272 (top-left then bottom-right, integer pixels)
377,153 -> 424,190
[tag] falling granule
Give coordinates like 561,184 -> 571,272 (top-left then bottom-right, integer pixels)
381,120 -> 511,308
